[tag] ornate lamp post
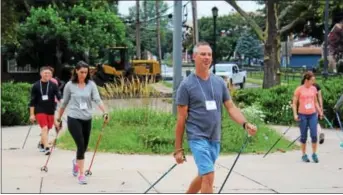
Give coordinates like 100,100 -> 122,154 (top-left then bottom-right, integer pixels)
212,6 -> 218,74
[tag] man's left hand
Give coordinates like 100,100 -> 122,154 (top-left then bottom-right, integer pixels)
245,123 -> 257,136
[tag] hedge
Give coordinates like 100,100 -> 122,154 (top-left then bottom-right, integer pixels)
232,78 -> 343,128
1,81 -> 31,126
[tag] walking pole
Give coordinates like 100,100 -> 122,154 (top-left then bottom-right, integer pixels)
335,112 -> 343,131
324,115 -> 343,140
143,164 -> 177,194
263,125 -> 292,158
144,154 -> 186,194
335,112 -> 343,148
40,122 -> 63,172
218,135 -> 250,194
85,114 -> 109,176
22,123 -> 34,149
286,136 -> 300,149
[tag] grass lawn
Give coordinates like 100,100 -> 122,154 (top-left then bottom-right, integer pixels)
248,71 -> 326,86
160,80 -> 172,88
57,107 -> 298,155
246,78 -> 263,85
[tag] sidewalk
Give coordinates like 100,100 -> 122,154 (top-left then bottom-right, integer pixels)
2,123 -> 343,193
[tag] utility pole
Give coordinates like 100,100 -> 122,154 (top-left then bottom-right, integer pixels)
191,1 -> 199,45
172,1 -> 183,115
143,0 -> 147,24
135,0 -> 141,59
156,0 -> 162,65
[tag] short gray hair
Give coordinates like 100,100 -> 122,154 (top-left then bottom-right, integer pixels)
193,41 -> 211,54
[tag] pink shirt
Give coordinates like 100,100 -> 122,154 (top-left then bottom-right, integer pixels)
294,85 -> 318,115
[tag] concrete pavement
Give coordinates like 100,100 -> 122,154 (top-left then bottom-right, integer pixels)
2,124 -> 343,193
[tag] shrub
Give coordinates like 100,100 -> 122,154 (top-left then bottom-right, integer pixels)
1,81 -> 32,126
232,78 -> 343,127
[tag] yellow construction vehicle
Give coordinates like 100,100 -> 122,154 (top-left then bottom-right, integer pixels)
93,46 -> 162,86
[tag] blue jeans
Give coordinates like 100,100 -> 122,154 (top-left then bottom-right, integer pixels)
188,139 -> 220,176
299,113 -> 318,144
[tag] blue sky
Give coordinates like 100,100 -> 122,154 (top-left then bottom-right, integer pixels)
118,1 -> 263,19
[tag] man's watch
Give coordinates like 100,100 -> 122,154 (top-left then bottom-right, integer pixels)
57,118 -> 62,123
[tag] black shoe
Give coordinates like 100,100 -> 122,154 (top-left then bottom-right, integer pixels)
319,133 -> 325,144
45,147 -> 51,155
38,142 -> 45,152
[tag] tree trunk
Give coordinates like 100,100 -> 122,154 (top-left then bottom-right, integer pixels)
191,1 -> 199,45
263,0 -> 281,88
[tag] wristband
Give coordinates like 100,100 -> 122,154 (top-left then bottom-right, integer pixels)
173,148 -> 184,156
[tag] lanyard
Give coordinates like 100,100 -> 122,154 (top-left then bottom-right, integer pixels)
195,74 -> 215,101
40,81 -> 49,96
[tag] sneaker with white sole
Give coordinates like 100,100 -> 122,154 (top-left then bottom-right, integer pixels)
38,142 -> 45,152
319,133 -> 325,144
78,175 -> 87,185
72,159 -> 79,177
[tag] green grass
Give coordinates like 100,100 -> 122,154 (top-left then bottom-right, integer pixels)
246,78 -> 263,85
160,81 -> 172,88
57,107 -> 298,155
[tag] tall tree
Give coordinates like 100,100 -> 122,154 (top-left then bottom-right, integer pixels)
235,32 -> 263,65
225,0 -> 343,88
127,1 -> 170,59
16,2 -> 126,77
198,13 -> 247,61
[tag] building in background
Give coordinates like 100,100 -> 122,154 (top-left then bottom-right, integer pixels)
282,47 -> 321,69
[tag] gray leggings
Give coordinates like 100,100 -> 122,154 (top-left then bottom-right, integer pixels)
67,116 -> 92,160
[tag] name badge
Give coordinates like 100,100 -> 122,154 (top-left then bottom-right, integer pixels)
305,103 -> 313,110
80,102 -> 88,110
42,95 -> 48,100
205,100 -> 217,111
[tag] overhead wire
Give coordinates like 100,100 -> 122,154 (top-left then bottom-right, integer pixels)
122,1 -> 190,27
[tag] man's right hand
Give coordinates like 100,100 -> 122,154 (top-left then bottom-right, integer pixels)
29,115 -> 35,123
173,149 -> 185,164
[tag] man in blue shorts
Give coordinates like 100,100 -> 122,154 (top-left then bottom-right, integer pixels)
174,41 -> 257,193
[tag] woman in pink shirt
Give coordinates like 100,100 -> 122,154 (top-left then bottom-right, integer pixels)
292,71 -> 323,163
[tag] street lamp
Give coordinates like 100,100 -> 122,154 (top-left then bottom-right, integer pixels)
323,0 -> 329,79
212,6 -> 218,74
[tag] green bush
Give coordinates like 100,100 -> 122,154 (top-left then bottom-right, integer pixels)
318,58 -> 324,69
233,78 -> 343,127
1,81 -> 31,126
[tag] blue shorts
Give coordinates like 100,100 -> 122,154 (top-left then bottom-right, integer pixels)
188,139 -> 220,176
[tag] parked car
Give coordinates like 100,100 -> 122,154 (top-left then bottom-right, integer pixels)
210,63 -> 247,89
161,64 -> 173,80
